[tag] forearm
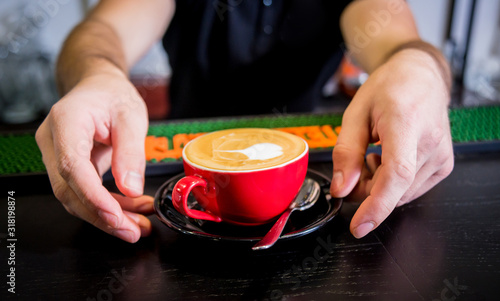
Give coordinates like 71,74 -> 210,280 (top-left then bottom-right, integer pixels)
340,0 -> 420,73
56,0 -> 175,96
340,0 -> 451,94
56,18 -> 128,95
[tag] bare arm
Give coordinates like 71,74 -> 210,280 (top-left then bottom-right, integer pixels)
57,0 -> 175,94
340,0 -> 419,73
340,0 -> 451,90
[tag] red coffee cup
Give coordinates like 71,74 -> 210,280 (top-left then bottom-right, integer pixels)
171,128 -> 309,225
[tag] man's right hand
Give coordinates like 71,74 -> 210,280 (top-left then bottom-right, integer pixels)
34,0 -> 175,242
36,71 -> 153,243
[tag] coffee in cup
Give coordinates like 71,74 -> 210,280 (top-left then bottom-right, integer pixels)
172,128 -> 309,225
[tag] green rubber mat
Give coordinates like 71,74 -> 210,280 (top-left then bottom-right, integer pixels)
147,113 -> 343,137
0,133 -> 46,175
1,106 -> 499,176
449,106 -> 500,143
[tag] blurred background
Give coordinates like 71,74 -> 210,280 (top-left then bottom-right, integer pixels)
0,0 -> 499,126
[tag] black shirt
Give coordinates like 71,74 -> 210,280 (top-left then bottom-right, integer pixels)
163,0 -> 352,119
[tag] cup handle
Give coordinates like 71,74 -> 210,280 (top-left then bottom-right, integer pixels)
172,176 -> 222,222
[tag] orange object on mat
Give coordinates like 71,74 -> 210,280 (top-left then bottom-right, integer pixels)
145,125 -> 343,162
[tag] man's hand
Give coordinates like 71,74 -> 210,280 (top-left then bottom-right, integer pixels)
34,0 -> 175,242
334,0 -> 454,238
36,72 -> 153,243
330,49 -> 454,238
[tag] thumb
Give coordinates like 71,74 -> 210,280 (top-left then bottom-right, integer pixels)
331,102 -> 371,198
111,102 -> 149,197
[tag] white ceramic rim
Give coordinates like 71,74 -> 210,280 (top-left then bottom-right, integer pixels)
181,131 -> 309,173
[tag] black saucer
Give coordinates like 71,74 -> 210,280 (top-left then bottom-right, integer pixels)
154,169 -> 342,242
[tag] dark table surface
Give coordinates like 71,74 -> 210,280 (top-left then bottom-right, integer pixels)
1,150 -> 499,301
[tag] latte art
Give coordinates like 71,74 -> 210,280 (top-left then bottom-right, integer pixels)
214,143 -> 284,160
184,128 -> 307,171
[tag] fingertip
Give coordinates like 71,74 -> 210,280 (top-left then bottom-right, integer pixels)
110,193 -> 155,214
351,221 -> 375,239
122,170 -> 144,196
112,229 -> 140,243
330,158 -> 363,199
330,170 -> 346,197
136,197 -> 154,214
113,168 -> 145,198
331,143 -> 366,199
349,193 -> 395,240
139,217 -> 153,237
104,211 -> 143,243
123,211 -> 152,238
